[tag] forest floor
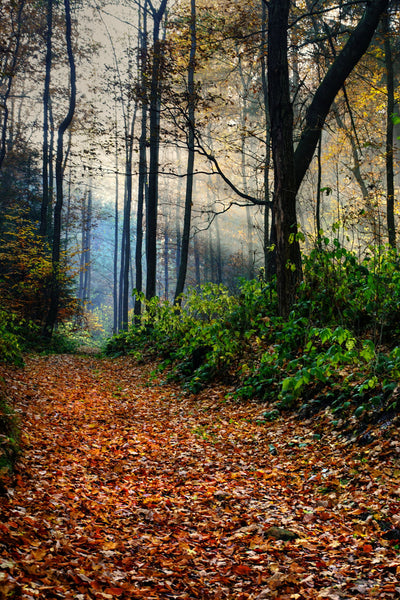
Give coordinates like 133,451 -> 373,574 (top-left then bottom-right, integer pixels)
1,354 -> 400,600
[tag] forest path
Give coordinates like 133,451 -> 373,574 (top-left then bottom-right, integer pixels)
1,354 -> 400,599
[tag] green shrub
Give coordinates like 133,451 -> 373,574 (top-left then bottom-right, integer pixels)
105,280 -> 276,391
0,310 -> 24,366
0,381 -> 19,474
105,239 -> 400,423
300,238 -> 400,342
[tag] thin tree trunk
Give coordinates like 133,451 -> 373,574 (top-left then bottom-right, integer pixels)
78,192 -> 86,301
146,0 -> 168,300
121,102 -> 137,330
382,11 -> 396,247
83,188 -> 92,304
44,0 -> 76,336
333,106 -> 379,241
41,0 -> 52,238
261,0 -> 273,279
164,226 -> 169,299
237,52 -> 254,280
174,0 -> 196,304
193,233 -> 201,287
208,225 -> 215,283
113,95 -> 119,332
46,98 -> 55,243
316,132 -> 322,243
118,205 -> 126,331
215,215 -> 222,284
134,0 -> 148,320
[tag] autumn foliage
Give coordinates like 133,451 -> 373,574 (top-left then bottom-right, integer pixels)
1,354 -> 400,599
0,217 -> 80,343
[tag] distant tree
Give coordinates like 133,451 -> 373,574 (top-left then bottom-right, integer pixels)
78,187 -> 92,306
40,0 -> 53,239
0,144 -> 42,233
0,0 -> 26,170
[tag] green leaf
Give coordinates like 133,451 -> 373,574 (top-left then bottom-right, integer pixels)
281,377 -> 293,393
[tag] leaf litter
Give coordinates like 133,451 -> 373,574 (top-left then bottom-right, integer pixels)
1,354 -> 400,599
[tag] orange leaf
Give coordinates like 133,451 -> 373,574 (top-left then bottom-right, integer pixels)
105,587 -> 124,596
233,564 -> 253,576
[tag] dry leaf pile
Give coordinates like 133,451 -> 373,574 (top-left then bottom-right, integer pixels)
1,354 -> 400,599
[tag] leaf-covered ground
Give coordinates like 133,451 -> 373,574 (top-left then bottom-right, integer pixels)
1,354 -> 400,599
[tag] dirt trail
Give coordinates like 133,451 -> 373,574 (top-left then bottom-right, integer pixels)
1,354 -> 400,599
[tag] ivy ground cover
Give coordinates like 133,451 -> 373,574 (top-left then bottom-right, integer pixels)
1,354 -> 400,599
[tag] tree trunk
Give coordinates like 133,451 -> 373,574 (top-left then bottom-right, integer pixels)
113,98 -> 119,333
268,0 -> 389,316
146,0 -> 168,300
382,10 -> 396,247
164,226 -> 169,299
134,0 -> 148,320
174,0 -> 196,304
44,0 -> 76,336
215,215 -> 222,284
268,0 -> 301,317
78,193 -> 86,302
193,233 -> 201,287
118,204 -> 125,331
121,103 -> 137,330
83,188 -> 92,304
41,0 -> 52,238
175,146 -> 182,279
315,132 -> 322,242
261,0 -> 273,279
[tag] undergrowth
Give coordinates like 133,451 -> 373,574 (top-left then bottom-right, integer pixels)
0,380 -> 19,476
105,239 -> 400,427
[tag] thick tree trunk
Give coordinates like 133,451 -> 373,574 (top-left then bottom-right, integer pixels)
268,0 -> 301,317
268,0 -> 389,316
